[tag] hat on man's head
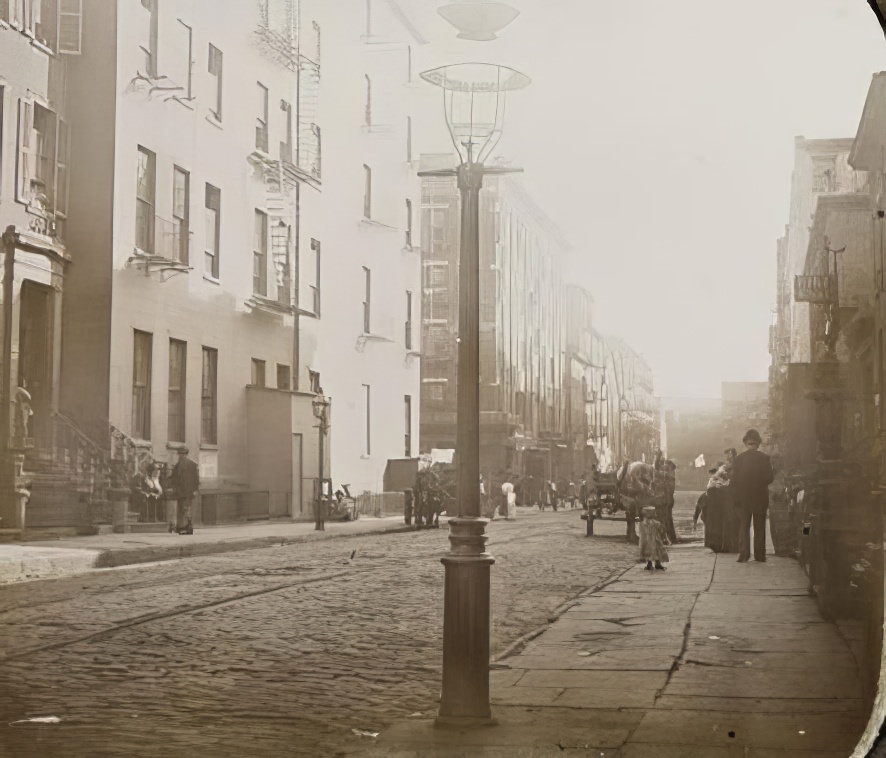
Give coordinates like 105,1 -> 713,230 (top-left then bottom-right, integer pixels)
179,446 -> 189,455
742,429 -> 762,445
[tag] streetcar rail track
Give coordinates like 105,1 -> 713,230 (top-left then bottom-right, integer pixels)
0,516 -> 632,663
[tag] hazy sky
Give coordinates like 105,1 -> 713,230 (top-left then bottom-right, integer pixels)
420,0 -> 886,398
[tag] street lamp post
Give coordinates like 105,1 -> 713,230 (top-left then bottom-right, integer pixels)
312,394 -> 329,531
418,62 -> 529,725
0,228 -> 16,529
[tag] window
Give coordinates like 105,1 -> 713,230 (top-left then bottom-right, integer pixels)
204,183 -> 220,279
135,146 -> 156,253
406,116 -> 412,162
276,364 -> 290,390
271,220 -> 291,305
208,44 -> 223,121
407,46 -> 412,81
140,0 -> 158,77
6,0 -> 56,42
309,370 -> 321,394
362,266 -> 371,333
175,20 -> 193,98
16,99 -> 68,223
364,75 -> 371,126
405,290 -> 413,349
405,199 -> 413,247
310,238 -> 321,315
201,347 -> 218,444
253,209 -> 267,295
168,339 -> 186,442
404,394 -> 412,456
172,166 -> 189,263
132,330 -> 153,440
280,100 -> 292,163
362,384 -> 371,456
251,358 -> 266,387
58,0 -> 83,55
256,82 -> 269,152
363,164 -> 371,219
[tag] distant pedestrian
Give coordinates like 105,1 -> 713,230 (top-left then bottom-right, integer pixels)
170,447 -> 199,535
639,505 -> 668,571
730,428 -> 774,563
501,478 -> 516,520
579,476 -> 589,509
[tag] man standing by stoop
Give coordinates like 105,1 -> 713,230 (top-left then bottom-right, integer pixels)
730,428 -> 774,563
170,447 -> 200,535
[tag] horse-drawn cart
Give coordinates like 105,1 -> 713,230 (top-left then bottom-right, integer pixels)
590,471 -> 622,517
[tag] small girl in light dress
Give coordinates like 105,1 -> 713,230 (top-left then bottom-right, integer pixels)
639,505 -> 669,571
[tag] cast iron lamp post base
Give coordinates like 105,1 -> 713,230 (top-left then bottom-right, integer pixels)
436,516 -> 495,725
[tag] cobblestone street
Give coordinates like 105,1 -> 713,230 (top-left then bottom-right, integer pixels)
0,508 -> 641,757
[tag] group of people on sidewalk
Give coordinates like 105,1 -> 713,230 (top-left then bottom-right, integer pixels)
129,448 -> 201,535
642,428 -> 774,572
691,428 -> 774,562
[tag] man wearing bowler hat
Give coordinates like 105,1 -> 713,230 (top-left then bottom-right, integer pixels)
170,447 -> 200,535
730,428 -> 773,562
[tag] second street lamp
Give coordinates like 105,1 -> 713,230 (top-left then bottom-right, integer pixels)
418,61 -> 529,724
312,394 -> 329,531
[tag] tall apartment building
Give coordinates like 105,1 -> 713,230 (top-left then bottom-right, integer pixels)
56,0 -> 322,527
419,164 -> 573,489
770,137 -> 870,465
0,1 -> 80,527
600,335 -> 658,466
304,0 -> 424,497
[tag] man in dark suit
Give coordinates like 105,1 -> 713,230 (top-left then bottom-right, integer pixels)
170,447 -> 200,535
730,428 -> 774,562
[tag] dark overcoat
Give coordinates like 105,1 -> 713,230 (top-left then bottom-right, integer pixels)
172,457 -> 200,498
729,448 -> 773,514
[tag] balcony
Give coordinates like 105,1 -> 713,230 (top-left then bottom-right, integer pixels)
794,274 -> 835,304
245,293 -> 295,317
127,215 -> 192,281
248,150 -> 320,192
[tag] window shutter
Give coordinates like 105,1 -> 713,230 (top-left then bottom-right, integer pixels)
55,116 -> 69,217
57,0 -> 82,54
16,100 -> 33,203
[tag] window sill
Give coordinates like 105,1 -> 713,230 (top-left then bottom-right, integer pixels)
166,441 -> 187,451
401,244 -> 418,253
203,273 -> 221,285
200,444 -> 219,451
362,124 -> 395,135
205,113 -> 223,129
31,37 -> 53,55
360,218 -> 398,232
360,454 -> 371,460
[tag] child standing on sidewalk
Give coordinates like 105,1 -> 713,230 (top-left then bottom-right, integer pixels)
639,505 -> 669,571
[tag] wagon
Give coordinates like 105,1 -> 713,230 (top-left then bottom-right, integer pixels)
590,471 -> 622,517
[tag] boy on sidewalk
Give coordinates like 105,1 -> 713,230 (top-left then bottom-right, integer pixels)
639,505 -> 669,571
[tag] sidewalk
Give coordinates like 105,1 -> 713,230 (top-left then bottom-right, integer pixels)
354,544 -> 872,757
0,515 -> 412,584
